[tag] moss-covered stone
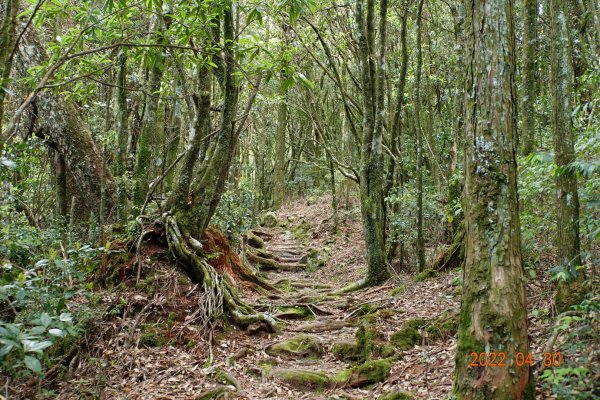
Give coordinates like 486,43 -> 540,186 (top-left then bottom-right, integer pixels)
265,335 -> 324,359
273,369 -> 330,390
334,359 -> 392,387
292,220 -> 311,240
260,212 -> 278,228
331,341 -> 360,361
378,391 -> 414,400
390,321 -> 422,351
414,268 -> 438,282
275,305 -> 314,320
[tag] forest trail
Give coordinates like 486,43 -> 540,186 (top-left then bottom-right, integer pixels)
52,196 -> 556,400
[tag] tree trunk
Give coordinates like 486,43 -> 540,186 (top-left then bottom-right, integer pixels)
0,0 -> 19,139
14,27 -> 115,217
550,0 -> 586,312
133,16 -> 166,207
54,150 -> 67,221
356,0 -> 390,286
414,0 -> 426,273
115,49 -> 129,223
521,0 -> 538,156
454,0 -> 534,398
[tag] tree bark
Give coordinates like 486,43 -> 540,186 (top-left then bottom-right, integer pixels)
0,0 -> 19,138
453,0 -> 534,398
414,0 -> 426,273
521,0 -> 538,156
133,15 -> 166,207
115,49 -> 129,223
550,0 -> 586,312
14,27 -> 115,217
355,0 -> 390,286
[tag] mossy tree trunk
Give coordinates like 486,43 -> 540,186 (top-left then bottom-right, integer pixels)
115,49 -> 129,223
355,0 -> 390,286
163,3 -> 274,331
14,26 -> 115,217
549,0 -> 586,312
0,0 -> 18,140
273,24 -> 289,210
385,7 -> 408,264
133,15 -> 166,207
414,0 -> 426,273
521,0 -> 538,156
454,0 -> 534,398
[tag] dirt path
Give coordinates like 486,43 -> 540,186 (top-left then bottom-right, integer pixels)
53,196 -> 556,400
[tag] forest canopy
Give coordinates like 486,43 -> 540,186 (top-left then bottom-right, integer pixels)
0,0 -> 598,398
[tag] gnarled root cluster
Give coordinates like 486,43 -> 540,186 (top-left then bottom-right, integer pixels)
164,214 -> 277,332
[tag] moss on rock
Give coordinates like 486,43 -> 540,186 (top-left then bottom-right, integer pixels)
414,268 -> 438,282
334,359 -> 392,387
260,212 -> 278,228
265,334 -> 324,359
390,320 -> 423,350
332,341 -> 360,361
273,368 -> 331,390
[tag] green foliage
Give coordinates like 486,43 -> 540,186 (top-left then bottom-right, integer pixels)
213,178 -> 257,242
540,298 -> 599,399
0,204 -> 97,378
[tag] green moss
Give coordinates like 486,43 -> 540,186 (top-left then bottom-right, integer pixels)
276,305 -> 314,320
167,312 -> 178,327
389,285 -> 407,297
273,279 -> 295,293
390,321 -> 422,351
404,318 -> 427,330
274,369 -> 331,390
292,220 -> 311,240
139,332 -> 165,347
260,212 -> 278,228
331,341 -> 360,361
426,311 -> 458,340
186,339 -> 197,348
334,359 -> 392,387
375,344 -> 397,358
414,268 -> 438,282
265,334 -> 324,359
212,368 -> 239,389
378,391 -> 414,400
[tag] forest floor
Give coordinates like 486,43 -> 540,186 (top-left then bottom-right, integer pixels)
48,195 -> 561,400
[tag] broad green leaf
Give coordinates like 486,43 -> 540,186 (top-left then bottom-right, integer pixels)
24,355 -> 42,373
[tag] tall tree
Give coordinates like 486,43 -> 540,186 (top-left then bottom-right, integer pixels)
353,0 -> 390,287
454,0 -> 534,398
549,0 -> 586,311
521,0 -> 538,155
414,0 -> 426,272
133,15 -> 166,207
115,49 -> 128,223
0,0 -> 19,137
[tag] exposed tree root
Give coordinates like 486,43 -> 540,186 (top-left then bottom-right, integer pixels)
334,278 -> 369,295
164,214 -> 277,332
202,226 -> 277,293
245,248 -> 282,270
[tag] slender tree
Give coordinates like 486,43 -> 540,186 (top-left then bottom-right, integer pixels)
353,0 -> 390,287
414,0 -> 426,272
115,49 -> 129,223
521,0 -> 538,155
549,0 -> 586,311
0,0 -> 19,139
454,0 -> 534,397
